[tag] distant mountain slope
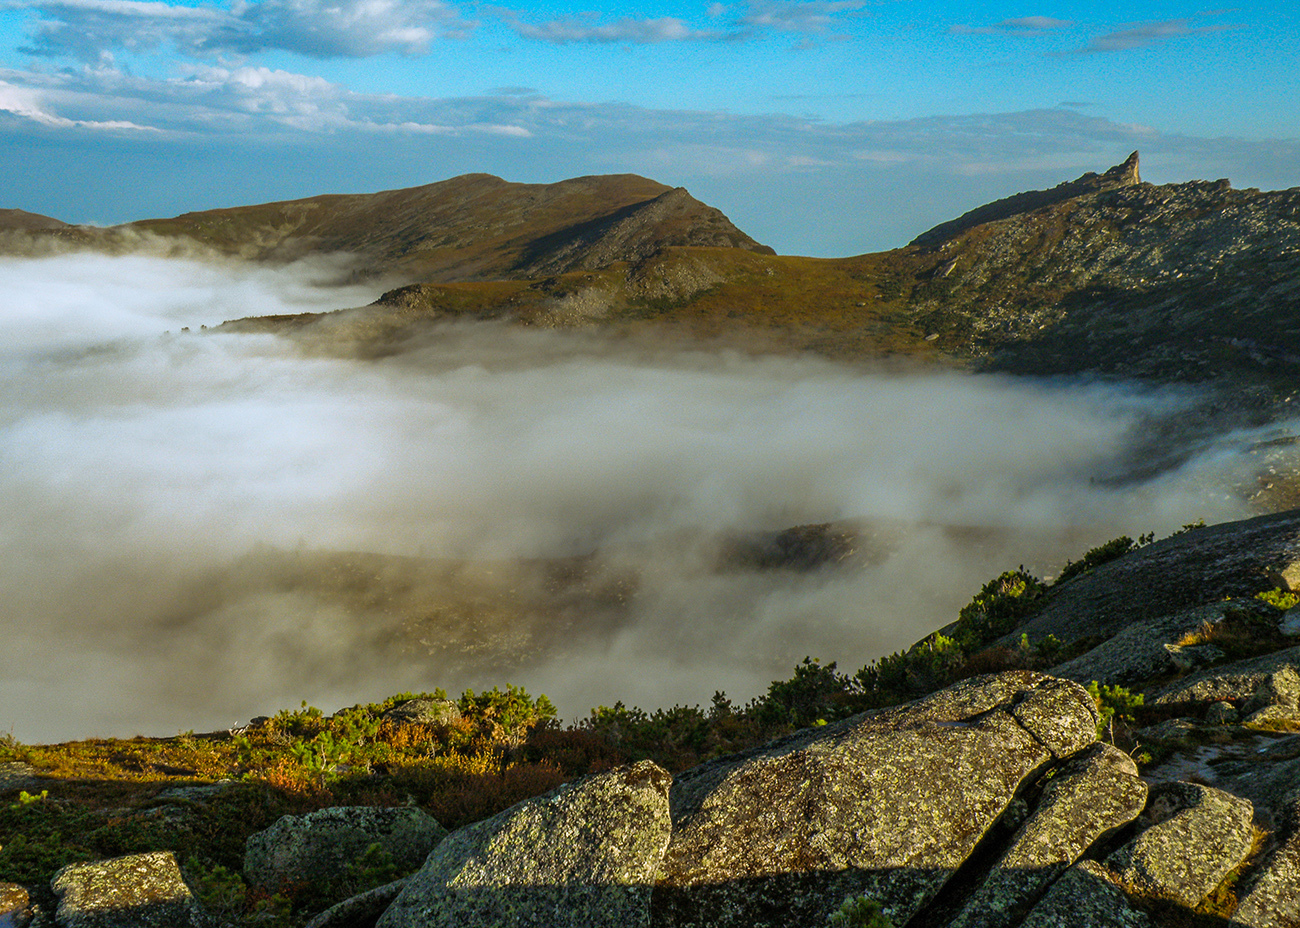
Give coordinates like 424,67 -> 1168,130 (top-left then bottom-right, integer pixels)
117,173 -> 773,281
0,207 -> 69,232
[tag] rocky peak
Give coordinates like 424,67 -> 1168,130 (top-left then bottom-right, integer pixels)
911,151 -> 1144,249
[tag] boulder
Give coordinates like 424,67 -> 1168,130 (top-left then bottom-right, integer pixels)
304,877 -> 411,928
1204,701 -> 1239,725
0,884 -> 29,926
1020,860 -> 1152,928
381,698 -> 460,726
651,671 -> 1098,928
1106,781 -> 1255,908
376,761 -> 672,928
1047,603 -> 1231,686
1151,647 -> 1300,711
245,806 -> 447,895
948,743 -> 1148,928
1235,796 -> 1300,928
50,852 -> 201,928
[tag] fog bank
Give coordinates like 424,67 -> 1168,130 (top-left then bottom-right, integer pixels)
0,254 -> 1286,742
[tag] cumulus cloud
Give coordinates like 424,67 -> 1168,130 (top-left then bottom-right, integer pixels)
2,253 -> 1291,741
15,0 -> 472,61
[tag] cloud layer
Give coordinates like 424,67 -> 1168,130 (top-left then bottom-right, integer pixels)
2,253 -> 1286,742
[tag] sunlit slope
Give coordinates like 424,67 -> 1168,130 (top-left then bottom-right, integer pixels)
223,245 -> 953,363
29,173 -> 771,282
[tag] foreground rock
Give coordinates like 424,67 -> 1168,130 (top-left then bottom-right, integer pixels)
377,761 -> 672,928
50,852 -> 201,928
652,671 -> 1097,927
948,743 -> 1148,928
245,806 -> 448,895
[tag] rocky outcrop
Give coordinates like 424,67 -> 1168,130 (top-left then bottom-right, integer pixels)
50,852 -> 201,928
1106,781 -> 1255,907
653,672 -> 1096,928
245,806 -> 448,895
947,743 -> 1148,928
377,761 -> 672,928
912,151 -> 1141,249
1008,509 -> 1300,650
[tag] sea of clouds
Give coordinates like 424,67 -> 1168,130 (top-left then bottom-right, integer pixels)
0,252 -> 1284,742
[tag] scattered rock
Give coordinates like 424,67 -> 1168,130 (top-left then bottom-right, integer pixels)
1205,701 -> 1239,725
1106,781 -> 1255,908
1137,718 -> 1199,744
1281,607 -> 1300,637
1014,511 -> 1300,650
1235,795 -> 1300,927
51,852 -> 201,928
377,761 -> 672,928
245,806 -> 448,895
1047,603 -> 1229,686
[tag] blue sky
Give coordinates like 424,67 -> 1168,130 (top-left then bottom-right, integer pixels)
1,0 -> 1297,255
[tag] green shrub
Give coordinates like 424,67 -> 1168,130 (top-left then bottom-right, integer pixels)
828,895 -> 894,927
1086,681 -> 1144,740
1256,588 -> 1300,610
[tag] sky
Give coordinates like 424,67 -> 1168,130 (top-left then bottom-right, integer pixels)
1,2 -> 1298,254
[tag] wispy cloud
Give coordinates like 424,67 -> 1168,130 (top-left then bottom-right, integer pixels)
497,11 -> 730,44
951,16 -> 1071,37
0,77 -> 159,129
739,0 -> 867,33
14,0 -> 472,61
1071,17 -> 1232,54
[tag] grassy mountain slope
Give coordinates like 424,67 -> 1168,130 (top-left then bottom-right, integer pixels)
2,174 -> 773,282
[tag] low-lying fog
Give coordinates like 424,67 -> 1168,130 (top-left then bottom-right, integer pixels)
1,253 -> 1290,742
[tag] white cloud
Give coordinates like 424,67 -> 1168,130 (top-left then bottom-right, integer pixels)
501,12 -> 729,44
739,0 -> 867,33
0,78 -> 159,129
15,0 -> 472,61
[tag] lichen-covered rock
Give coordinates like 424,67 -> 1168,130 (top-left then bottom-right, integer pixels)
1151,647 -> 1300,710
1235,796 -> 1300,928
376,761 -> 672,928
245,806 -> 447,894
1048,603 -> 1232,686
651,671 -> 1097,928
1107,781 -> 1255,908
304,877 -> 412,928
1204,701 -> 1239,725
0,883 -> 29,926
1020,860 -> 1152,928
51,852 -> 201,928
948,743 -> 1148,928
1010,511 -> 1300,649
381,698 -> 460,726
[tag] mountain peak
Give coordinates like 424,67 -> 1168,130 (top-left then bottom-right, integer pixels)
911,151 -> 1144,249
